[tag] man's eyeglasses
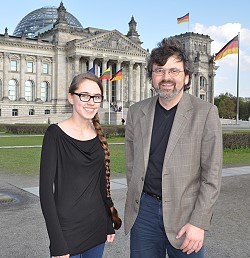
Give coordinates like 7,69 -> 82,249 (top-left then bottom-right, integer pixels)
72,92 -> 103,103
152,68 -> 184,77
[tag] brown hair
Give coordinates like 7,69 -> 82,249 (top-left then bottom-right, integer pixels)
147,37 -> 192,91
69,72 -> 122,230
92,113 -> 122,230
69,72 -> 103,95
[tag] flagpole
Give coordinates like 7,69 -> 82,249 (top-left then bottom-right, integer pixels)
121,79 -> 124,119
108,80 -> 111,124
236,32 -> 240,125
188,12 -> 189,32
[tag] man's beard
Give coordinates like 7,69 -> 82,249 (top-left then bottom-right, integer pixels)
154,80 -> 184,100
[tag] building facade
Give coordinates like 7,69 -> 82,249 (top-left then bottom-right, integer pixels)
175,33 -> 216,103
0,3 -> 216,124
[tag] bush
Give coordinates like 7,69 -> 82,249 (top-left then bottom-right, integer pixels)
5,124 -> 49,134
3,123 -> 125,137
223,133 -> 250,149
0,124 -> 10,132
101,125 -> 125,138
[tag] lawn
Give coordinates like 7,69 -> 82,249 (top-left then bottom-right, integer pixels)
0,136 -> 125,175
223,148 -> 250,166
0,135 -> 249,175
0,136 -> 43,146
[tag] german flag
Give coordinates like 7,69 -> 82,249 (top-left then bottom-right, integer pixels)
177,13 -> 189,24
214,35 -> 239,61
99,67 -> 111,80
110,69 -> 123,82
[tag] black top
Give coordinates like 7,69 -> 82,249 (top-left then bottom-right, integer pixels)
39,124 -> 114,256
143,99 -> 177,197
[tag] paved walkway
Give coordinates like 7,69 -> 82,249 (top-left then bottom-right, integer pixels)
1,166 -> 250,257
22,166 -> 250,197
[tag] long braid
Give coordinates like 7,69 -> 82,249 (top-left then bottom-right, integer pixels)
92,113 -> 122,230
92,113 -> 111,197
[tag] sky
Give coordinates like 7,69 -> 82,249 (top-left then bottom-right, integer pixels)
0,0 -> 249,97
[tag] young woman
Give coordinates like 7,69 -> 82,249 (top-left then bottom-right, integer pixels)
39,72 -> 121,258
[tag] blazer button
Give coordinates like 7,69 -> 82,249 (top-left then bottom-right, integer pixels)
141,177 -> 144,181
135,200 -> 139,204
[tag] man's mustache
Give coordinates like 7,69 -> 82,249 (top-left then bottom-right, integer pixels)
159,80 -> 176,86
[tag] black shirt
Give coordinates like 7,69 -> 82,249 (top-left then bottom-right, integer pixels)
39,124 -> 114,256
143,99 -> 177,197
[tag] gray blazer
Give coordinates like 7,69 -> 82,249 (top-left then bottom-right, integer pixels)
124,92 -> 223,249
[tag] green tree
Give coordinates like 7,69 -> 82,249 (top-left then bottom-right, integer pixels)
214,93 -> 236,119
239,98 -> 250,121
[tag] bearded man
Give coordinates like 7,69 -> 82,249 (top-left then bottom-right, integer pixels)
124,38 -> 222,258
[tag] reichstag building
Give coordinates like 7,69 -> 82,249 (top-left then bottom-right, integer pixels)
0,2 -> 216,124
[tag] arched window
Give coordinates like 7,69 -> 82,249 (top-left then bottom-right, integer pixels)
41,81 -> 49,102
8,79 -> 17,100
25,80 -> 35,101
199,76 -> 207,90
203,44 -> 207,53
0,79 -> 2,99
29,109 -> 35,115
199,76 -> 207,101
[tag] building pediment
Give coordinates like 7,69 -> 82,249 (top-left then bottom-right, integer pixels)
74,30 -> 148,56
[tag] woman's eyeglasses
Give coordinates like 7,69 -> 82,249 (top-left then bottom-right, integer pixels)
72,92 -> 103,103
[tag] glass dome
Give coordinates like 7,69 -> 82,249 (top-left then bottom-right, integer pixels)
13,6 -> 83,38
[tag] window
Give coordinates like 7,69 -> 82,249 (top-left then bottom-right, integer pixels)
45,109 -> 50,114
111,82 -> 116,103
8,79 -> 17,100
12,109 -> 18,116
200,94 -> 205,100
25,80 -> 34,101
27,61 -> 33,73
41,82 -> 49,102
200,76 -> 206,90
203,44 -> 207,53
0,79 -> 2,99
42,63 -> 49,74
29,109 -> 35,115
11,60 -> 17,71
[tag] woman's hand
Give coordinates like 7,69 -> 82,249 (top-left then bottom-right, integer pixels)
107,234 -> 115,242
52,255 -> 70,258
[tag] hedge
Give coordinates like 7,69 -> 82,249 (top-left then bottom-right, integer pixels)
2,124 -> 249,148
3,124 -> 125,138
223,133 -> 250,149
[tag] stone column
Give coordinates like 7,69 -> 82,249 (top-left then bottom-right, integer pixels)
51,59 -> 56,103
82,59 -> 87,73
135,64 -> 140,102
19,54 -> 26,102
101,58 -> 108,103
74,55 -> 80,76
145,78 -> 152,98
140,63 -> 146,100
209,74 -> 215,104
89,57 -> 94,70
195,74 -> 200,98
128,61 -> 134,105
2,52 -> 9,100
116,61 -> 122,105
36,56 -> 42,101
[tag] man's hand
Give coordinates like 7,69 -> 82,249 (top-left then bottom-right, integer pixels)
107,234 -> 115,242
176,223 -> 204,254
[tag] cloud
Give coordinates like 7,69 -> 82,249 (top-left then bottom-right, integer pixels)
193,23 -> 250,97
192,23 -> 250,70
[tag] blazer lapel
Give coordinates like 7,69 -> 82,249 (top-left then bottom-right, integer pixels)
140,96 -> 158,172
163,93 -> 194,166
